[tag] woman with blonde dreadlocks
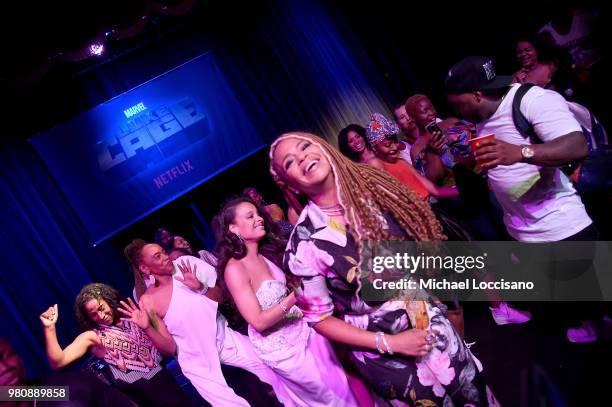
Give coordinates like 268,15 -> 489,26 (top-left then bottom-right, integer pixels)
270,132 -> 498,406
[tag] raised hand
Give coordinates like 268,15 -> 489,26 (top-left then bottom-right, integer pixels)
118,298 -> 149,330
428,129 -> 446,154
175,258 -> 204,292
40,304 -> 59,328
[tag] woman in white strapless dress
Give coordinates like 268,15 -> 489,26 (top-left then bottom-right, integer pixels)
215,196 -> 357,407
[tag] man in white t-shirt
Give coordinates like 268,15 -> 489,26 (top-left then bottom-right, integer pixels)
445,56 -> 592,242
444,56 -> 606,344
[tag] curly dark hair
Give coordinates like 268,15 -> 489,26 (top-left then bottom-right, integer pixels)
212,196 -> 292,332
74,283 -> 122,331
337,124 -> 372,162
214,196 -> 288,280
515,35 -> 577,98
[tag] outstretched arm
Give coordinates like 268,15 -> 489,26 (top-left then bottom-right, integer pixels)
412,167 -> 459,198
313,316 -> 432,358
225,261 -> 296,332
40,305 -> 97,369
119,297 -> 177,357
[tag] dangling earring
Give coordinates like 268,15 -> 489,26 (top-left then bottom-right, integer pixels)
234,232 -> 244,243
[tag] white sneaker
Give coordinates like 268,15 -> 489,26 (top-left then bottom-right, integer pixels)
489,302 -> 532,325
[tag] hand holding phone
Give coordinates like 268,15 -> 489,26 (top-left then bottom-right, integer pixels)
426,121 -> 446,153
426,121 -> 441,134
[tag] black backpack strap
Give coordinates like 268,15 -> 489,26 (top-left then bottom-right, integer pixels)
511,83 -> 541,143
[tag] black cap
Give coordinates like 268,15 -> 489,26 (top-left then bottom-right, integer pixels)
445,56 -> 512,94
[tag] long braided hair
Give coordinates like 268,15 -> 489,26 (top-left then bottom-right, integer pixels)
269,132 -> 446,246
124,239 -> 147,299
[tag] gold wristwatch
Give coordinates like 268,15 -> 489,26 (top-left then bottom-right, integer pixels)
521,145 -> 535,162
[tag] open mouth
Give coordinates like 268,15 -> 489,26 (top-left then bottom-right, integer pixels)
304,159 -> 319,175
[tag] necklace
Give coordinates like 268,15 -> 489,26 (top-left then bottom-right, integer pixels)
319,203 -> 345,216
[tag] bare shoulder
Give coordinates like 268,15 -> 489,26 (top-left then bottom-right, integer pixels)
225,260 -> 253,295
225,259 -> 247,281
76,330 -> 99,346
139,292 -> 154,308
366,156 -> 386,169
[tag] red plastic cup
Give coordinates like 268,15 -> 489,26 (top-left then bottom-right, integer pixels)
469,133 -> 495,152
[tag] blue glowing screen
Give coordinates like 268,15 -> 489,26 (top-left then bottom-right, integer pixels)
31,53 -> 265,244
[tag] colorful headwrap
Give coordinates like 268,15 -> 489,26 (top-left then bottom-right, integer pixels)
366,112 -> 399,146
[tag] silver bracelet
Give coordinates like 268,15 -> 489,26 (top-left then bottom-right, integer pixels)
380,332 -> 394,355
374,332 -> 385,354
279,299 -> 289,315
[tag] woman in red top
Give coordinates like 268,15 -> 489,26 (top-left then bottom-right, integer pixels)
365,113 -> 458,200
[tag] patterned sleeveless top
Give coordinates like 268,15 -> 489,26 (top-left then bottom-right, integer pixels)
95,320 -> 162,383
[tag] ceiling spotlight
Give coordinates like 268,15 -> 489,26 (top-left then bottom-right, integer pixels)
89,43 -> 105,56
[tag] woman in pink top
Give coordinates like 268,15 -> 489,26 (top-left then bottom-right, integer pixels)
40,283 -> 190,406
216,196 -> 357,407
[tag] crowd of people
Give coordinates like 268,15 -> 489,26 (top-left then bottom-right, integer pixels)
2,6 -> 608,407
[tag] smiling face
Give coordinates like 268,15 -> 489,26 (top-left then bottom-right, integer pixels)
516,41 -> 538,69
272,137 -> 334,198
84,298 -> 114,326
139,243 -> 174,277
347,130 -> 366,153
228,202 -> 266,242
373,138 -> 400,163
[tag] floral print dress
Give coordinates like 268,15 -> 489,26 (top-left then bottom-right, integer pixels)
284,202 -> 498,407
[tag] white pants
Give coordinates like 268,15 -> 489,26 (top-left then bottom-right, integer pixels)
218,319 -> 292,406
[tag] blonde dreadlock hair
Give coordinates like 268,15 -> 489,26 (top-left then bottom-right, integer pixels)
269,132 -> 446,245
